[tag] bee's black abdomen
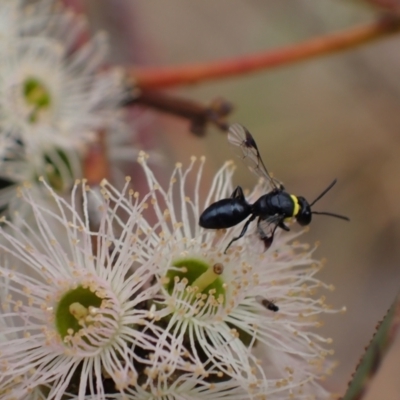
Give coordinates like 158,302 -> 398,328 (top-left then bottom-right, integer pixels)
199,198 -> 251,229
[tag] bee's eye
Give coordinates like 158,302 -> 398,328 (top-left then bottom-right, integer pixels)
296,197 -> 312,226
296,210 -> 312,226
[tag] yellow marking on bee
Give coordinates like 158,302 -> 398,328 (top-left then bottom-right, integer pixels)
290,195 -> 300,217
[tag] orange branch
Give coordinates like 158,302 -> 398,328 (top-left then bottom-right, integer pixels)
130,16 -> 400,89
83,130 -> 110,185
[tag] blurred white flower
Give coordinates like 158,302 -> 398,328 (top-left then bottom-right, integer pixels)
0,0 -> 127,220
0,145 -> 80,222
0,0 -> 20,41
0,33 -> 123,152
0,179 -> 178,399
0,0 -> 75,44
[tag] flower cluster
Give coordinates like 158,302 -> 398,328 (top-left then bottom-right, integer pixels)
0,0 -> 125,218
0,154 -> 341,399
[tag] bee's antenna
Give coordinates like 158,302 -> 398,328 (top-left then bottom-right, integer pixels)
310,179 -> 350,221
312,211 -> 350,221
310,179 -> 337,206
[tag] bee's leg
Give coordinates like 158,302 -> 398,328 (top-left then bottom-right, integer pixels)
224,214 -> 256,254
278,221 -> 290,231
230,186 -> 245,199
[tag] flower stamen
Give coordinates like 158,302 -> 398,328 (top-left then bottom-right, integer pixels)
191,262 -> 224,292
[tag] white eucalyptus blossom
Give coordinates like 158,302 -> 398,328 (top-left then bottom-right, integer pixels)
100,153 -> 342,399
45,370 -> 252,400
0,179 -> 181,400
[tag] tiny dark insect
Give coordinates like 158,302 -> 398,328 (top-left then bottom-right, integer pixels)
199,123 -> 349,254
261,298 -> 279,313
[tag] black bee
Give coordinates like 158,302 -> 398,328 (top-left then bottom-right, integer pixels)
199,123 -> 349,254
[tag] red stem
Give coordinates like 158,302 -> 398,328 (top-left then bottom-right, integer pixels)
130,16 -> 400,89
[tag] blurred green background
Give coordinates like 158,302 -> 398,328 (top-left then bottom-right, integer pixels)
83,0 -> 400,396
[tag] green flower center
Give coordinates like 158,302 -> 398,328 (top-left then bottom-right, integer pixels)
165,258 -> 226,308
41,149 -> 74,192
55,285 -> 103,341
23,77 -> 51,123
22,78 -> 74,192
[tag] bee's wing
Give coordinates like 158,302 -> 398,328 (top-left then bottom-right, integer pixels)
228,123 -> 283,190
256,215 -> 280,237
255,215 -> 284,250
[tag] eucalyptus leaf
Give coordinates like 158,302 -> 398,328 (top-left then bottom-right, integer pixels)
343,295 -> 400,400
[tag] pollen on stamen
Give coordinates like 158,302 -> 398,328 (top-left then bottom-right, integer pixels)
138,150 -> 147,159
213,263 -> 224,275
147,304 -> 157,319
230,329 -> 239,338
